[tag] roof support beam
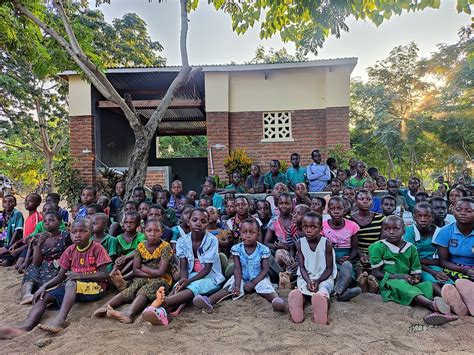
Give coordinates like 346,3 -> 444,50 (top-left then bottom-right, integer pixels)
97,99 -> 203,109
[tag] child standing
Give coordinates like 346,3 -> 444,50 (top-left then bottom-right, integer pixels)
0,219 -> 111,338
306,150 -> 331,192
369,215 -> 456,325
94,219 -> 173,324
193,218 -> 285,312
286,153 -> 306,191
168,180 -> 184,210
288,212 -> 337,324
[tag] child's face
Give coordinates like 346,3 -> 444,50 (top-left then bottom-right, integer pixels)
292,206 -> 307,225
356,192 -> 372,211
148,208 -> 163,221
206,207 -> 220,223
257,202 -> 270,219
86,207 -> 97,219
240,222 -> 259,246
124,203 -> 137,214
116,182 -> 126,196
123,216 -> 139,233
310,198 -> 323,214
190,210 -> 208,235
156,192 -> 168,207
343,188 -> 356,202
387,182 -> 399,196
414,207 -> 433,231
349,158 -> 357,168
302,216 -> 322,239
132,190 -> 145,204
270,161 -> 280,174
453,201 -> 473,225
144,221 -> 163,244
381,219 -> 404,245
295,183 -> 307,196
408,178 -> 420,193
187,190 -> 197,201
25,194 -> 39,211
42,203 -> 56,216
181,207 -> 192,226
250,165 -> 260,177
225,200 -> 236,216
377,176 -> 387,190
312,151 -> 322,164
235,198 -> 249,217
70,221 -> 92,247
91,215 -> 107,234
328,201 -> 344,222
97,196 -> 109,209
171,181 -> 183,196
224,193 -> 234,202
382,199 -> 396,216
330,180 -> 341,195
199,198 -> 210,209
431,200 -> 447,221
71,205 -> 80,218
337,170 -> 347,182
45,195 -> 56,204
278,196 -> 292,216
138,203 -> 150,220
449,189 -> 463,205
81,189 -> 95,205
273,183 -> 286,198
363,181 -> 376,193
232,172 -> 242,185
415,194 -> 428,204
43,215 -> 60,232
356,162 -> 367,176
291,154 -> 300,167
2,196 -> 16,212
202,181 -> 215,195
343,199 -> 352,216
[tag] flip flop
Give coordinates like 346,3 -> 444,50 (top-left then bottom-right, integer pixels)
192,295 -> 214,313
433,297 -> 451,315
288,290 -> 305,323
336,287 -> 362,302
455,279 -> 474,316
168,303 -> 186,317
423,312 -> 458,326
441,284 -> 469,316
334,261 -> 352,295
142,306 -> 169,326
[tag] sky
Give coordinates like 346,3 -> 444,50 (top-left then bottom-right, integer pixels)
97,0 -> 470,79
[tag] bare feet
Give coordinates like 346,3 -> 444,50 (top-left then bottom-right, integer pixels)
311,293 -> 329,325
110,270 -> 127,291
279,272 -> 291,290
92,306 -> 108,318
288,289 -> 305,323
106,304 -> 132,324
367,275 -> 379,294
150,286 -> 166,308
357,271 -> 369,293
0,327 -> 28,339
38,319 -> 65,334
19,294 -> 34,305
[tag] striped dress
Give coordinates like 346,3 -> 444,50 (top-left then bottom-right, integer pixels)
348,213 -> 385,254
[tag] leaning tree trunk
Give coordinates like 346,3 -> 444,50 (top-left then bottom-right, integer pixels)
124,129 -> 153,199
44,150 -> 55,191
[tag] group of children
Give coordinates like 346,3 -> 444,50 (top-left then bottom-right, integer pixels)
0,158 -> 473,339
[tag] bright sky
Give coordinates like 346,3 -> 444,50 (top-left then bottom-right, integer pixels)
97,0 -> 470,80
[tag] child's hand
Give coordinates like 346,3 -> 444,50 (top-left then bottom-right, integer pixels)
244,281 -> 255,293
17,263 -> 27,274
10,247 -> 22,257
66,272 -> 83,281
338,256 -> 350,263
433,271 -> 449,282
33,286 -> 47,303
115,255 -> 126,266
410,274 -> 421,284
232,285 -> 240,297
175,278 -> 190,292
37,233 -> 50,245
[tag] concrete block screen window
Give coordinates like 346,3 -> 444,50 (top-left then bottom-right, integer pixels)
261,112 -> 294,142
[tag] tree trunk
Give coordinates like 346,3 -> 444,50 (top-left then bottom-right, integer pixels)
45,150 -> 55,191
124,129 -> 152,199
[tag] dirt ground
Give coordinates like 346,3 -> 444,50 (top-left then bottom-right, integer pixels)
1,266 -> 474,354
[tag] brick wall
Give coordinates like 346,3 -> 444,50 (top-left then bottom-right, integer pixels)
70,115 -> 96,185
144,167 -> 170,190
326,107 -> 350,150
207,112 -> 230,178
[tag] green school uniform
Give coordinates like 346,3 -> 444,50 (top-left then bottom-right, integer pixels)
5,209 -> 24,245
369,240 -> 433,305
116,232 -> 146,257
263,172 -> 287,190
348,176 -> 367,189
224,184 -> 245,193
165,208 -> 177,226
30,220 -> 67,236
92,234 -> 117,271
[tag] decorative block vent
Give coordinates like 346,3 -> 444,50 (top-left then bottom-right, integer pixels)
261,112 -> 294,142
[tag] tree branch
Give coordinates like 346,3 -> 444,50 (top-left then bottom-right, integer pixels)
0,140 -> 38,152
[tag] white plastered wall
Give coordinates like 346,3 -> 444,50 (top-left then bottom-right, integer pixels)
68,75 -> 91,116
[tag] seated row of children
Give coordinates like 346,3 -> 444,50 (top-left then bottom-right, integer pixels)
0,182 -> 472,338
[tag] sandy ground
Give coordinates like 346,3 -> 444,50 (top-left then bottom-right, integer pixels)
0,266 -> 473,354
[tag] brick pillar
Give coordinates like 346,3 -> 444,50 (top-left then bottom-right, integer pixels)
207,112 -> 229,180
325,107 -> 350,152
70,115 -> 96,185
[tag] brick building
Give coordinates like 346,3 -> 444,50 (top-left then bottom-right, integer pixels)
64,58 -> 357,190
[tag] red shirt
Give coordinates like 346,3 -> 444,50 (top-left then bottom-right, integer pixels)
23,211 -> 42,241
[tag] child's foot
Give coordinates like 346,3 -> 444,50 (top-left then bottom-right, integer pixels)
142,306 -> 169,326
92,306 -> 108,318
336,287 -> 362,302
106,304 -> 133,324
271,297 -> 286,312
455,279 -> 474,316
433,296 -> 451,315
423,312 -> 458,325
367,275 -> 379,294
19,294 -> 34,305
38,319 -> 65,334
279,272 -> 291,290
356,272 -> 369,293
168,303 -> 186,317
311,293 -> 328,325
150,286 -> 166,308
193,295 -> 214,313
334,261 -> 352,295
110,270 -> 127,291
0,327 -> 28,339
441,284 -> 469,316
288,290 -> 305,323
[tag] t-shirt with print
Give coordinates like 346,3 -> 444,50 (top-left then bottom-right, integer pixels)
321,219 -> 360,249
433,223 -> 474,266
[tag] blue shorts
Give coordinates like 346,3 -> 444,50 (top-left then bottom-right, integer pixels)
186,272 -> 221,296
48,281 -> 105,307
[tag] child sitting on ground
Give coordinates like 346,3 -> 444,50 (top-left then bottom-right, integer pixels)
322,197 -> 362,301
149,208 -> 224,322
97,196 -> 110,216
256,200 -> 271,241
93,219 -> 173,324
369,215 -> 456,325
265,182 -> 288,217
86,203 -> 104,219
171,205 -> 194,249
76,186 -> 97,219
363,180 -> 382,214
224,172 -> 245,193
0,218 -> 111,338
220,198 -> 236,224
288,212 -> 337,325
294,182 -> 312,207
323,179 -> 342,213
109,181 -> 126,222
193,218 -> 285,312
148,204 -> 173,240
20,211 -> 71,305
110,212 -> 145,290
168,180 -> 185,210
109,200 -> 139,237
138,201 -> 152,231
91,213 -> 117,269
156,190 -> 177,227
